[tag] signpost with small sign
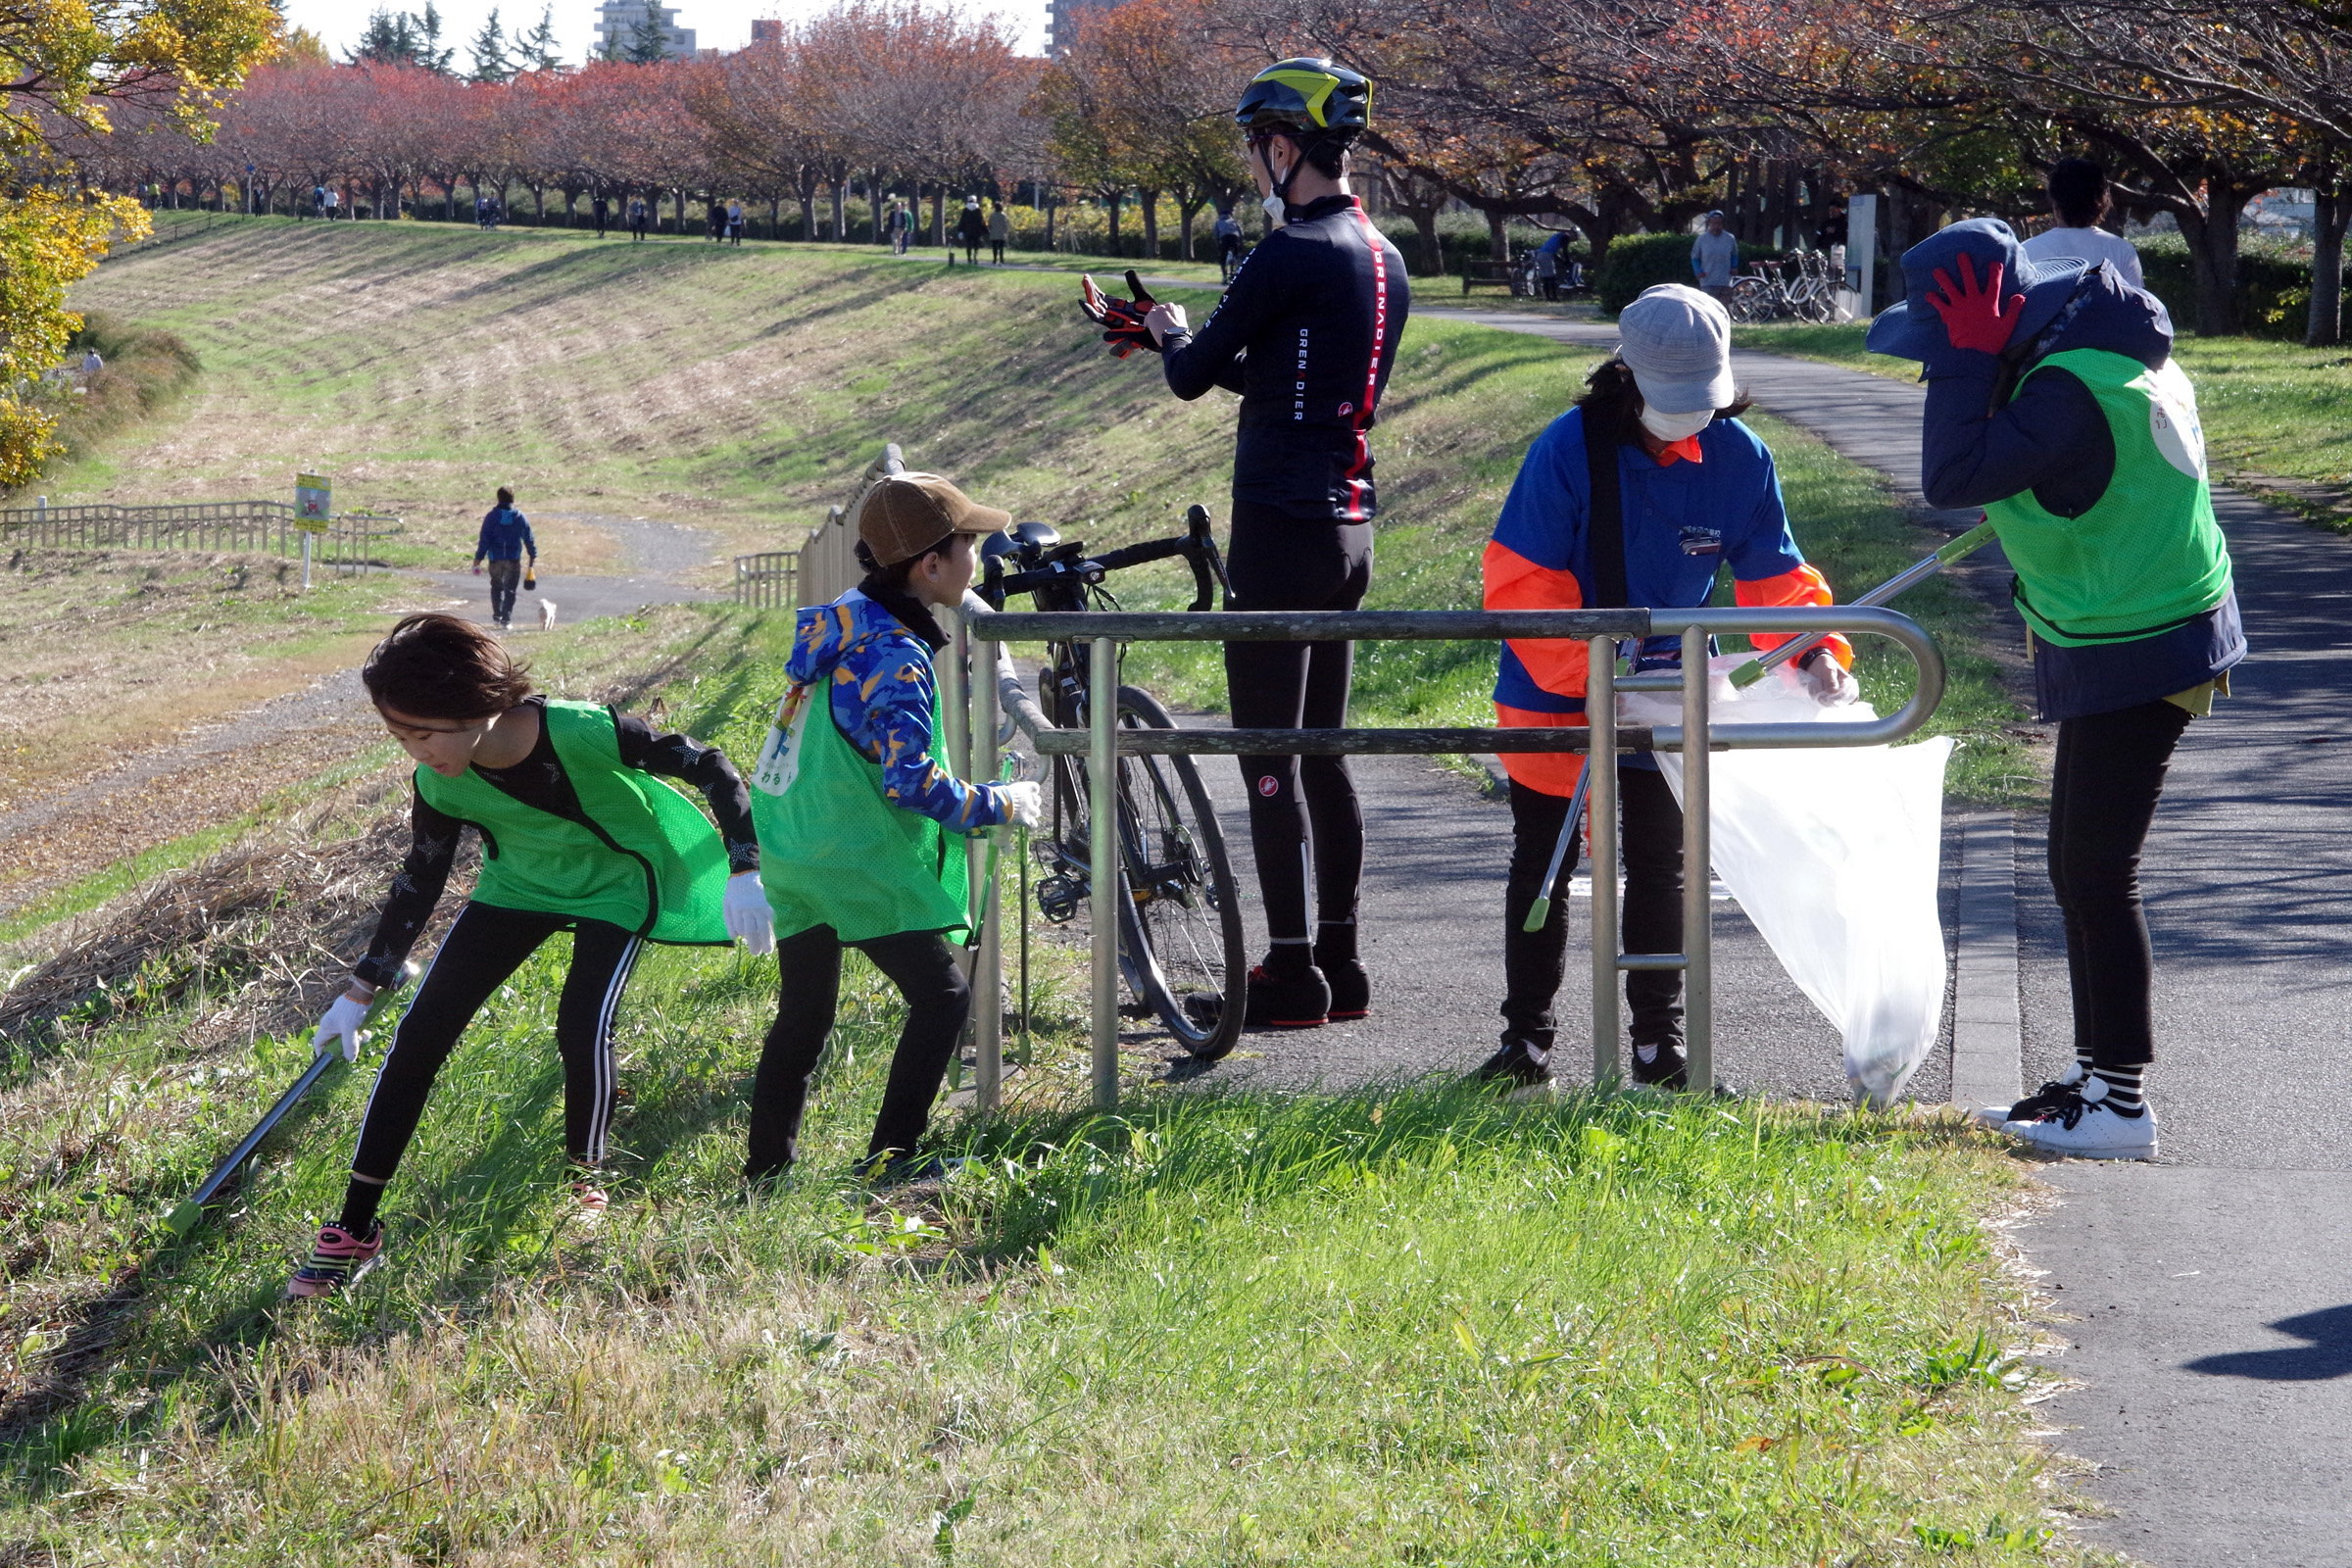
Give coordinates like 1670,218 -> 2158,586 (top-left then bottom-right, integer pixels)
295,473 -> 330,587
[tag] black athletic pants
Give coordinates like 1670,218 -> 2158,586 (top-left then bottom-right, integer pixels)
352,903 -> 643,1183
486,558 -> 521,623
1223,503 -> 1373,950
2049,699 -> 2191,1070
1502,770 -> 1687,1053
748,925 -> 971,1177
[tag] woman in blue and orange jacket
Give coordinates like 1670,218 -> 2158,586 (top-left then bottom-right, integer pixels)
1472,284 -> 1856,1093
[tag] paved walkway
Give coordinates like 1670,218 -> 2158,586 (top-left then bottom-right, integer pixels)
1408,307 -> 2352,1567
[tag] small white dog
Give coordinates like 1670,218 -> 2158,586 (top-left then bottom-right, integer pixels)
538,599 -> 559,630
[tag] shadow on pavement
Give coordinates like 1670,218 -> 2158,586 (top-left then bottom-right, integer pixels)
2183,1304 -> 2352,1381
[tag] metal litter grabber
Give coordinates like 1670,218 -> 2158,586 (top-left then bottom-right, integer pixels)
1520,754 -> 1596,934
163,986 -> 400,1237
1728,519 -> 1996,688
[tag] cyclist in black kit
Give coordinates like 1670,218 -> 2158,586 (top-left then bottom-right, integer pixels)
1128,58 -> 1410,1030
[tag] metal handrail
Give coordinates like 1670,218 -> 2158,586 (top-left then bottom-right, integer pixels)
962,603 -> 1946,1108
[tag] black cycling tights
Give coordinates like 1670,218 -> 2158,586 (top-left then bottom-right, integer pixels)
2048,699 -> 2191,1070
1222,503 -> 1373,952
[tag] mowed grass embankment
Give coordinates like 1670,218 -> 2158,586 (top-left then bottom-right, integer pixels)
1732,319 -> 2352,531
72,216 -> 2026,797
1,606 -> 2090,1564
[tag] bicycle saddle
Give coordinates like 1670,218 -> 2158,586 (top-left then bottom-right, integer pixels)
1009,520 -> 1060,556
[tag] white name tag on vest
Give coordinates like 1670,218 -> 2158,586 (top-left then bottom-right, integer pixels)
752,686 -> 811,797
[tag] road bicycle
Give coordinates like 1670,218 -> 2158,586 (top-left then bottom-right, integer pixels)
979,504 -> 1249,1062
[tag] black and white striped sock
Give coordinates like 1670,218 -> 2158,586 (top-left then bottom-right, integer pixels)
2093,1065 -> 2145,1115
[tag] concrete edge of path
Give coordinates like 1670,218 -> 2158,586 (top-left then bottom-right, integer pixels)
1950,811 -> 2023,1112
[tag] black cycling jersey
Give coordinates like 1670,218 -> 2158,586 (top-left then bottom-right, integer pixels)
1161,193 -> 1411,521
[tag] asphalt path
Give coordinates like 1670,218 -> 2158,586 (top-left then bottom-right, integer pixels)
1413,306 -> 2352,1566
417,513 -> 723,630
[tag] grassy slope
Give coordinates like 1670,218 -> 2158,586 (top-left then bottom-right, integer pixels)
1732,320 -> 2352,530
1,609 -> 2085,1564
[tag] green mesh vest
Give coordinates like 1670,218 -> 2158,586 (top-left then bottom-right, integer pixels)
1984,348 -> 2232,647
414,701 -> 730,944
750,676 -> 970,945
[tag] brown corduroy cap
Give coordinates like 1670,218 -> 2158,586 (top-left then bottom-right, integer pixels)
858,472 -> 1012,567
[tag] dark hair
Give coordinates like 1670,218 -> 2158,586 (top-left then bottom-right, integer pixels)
495,486 -> 514,507
2047,158 -> 2111,227
854,534 -> 952,592
362,612 -> 534,720
1575,357 -> 1751,447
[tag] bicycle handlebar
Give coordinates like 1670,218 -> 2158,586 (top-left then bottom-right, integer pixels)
993,503 -> 1228,613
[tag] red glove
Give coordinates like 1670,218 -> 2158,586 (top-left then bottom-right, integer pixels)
1926,253 -> 2026,355
1080,269 -> 1163,360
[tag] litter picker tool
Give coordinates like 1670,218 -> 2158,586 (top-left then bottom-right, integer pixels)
1520,753 -> 1597,934
1728,519 -> 1995,688
163,987 -> 399,1237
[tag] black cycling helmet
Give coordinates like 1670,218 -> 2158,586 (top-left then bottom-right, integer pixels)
1234,58 -> 1371,139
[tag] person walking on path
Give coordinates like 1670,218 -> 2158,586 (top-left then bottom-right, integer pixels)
472,486 -> 537,630
1690,210 -> 1739,303
728,199 -> 745,245
286,614 -> 770,1297
1475,284 -> 1858,1092
2023,158 -> 2145,289
889,200 -> 913,255
1213,205 -> 1244,282
325,186 -> 340,220
593,193 -> 610,238
1131,58 -> 1410,1030
956,197 -> 987,265
987,200 -> 1008,264
628,195 -> 648,242
745,474 -> 1041,1184
1870,217 -> 2242,1158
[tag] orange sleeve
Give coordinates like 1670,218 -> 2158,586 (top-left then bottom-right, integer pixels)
1484,540 -> 1590,700
1734,563 -> 1852,668
1494,703 -> 1588,798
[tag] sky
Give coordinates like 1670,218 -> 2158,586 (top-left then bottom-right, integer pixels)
280,1 -> 1048,62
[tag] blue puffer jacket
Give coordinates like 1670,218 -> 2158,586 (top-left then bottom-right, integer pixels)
786,590 -> 1011,831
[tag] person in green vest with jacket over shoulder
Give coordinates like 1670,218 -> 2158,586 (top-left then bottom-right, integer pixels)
286,614 -> 774,1298
1870,217 -> 2245,1161
747,473 -> 1042,1186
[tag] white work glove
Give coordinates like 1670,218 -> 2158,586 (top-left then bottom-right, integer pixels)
996,780 -> 1044,828
1798,653 -> 1860,708
723,870 -> 775,956
312,991 -> 371,1062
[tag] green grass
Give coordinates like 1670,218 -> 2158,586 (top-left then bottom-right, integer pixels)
1731,320 -> 2352,530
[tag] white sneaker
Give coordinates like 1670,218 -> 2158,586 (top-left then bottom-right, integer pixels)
1971,1060 -> 2088,1128
2000,1075 -> 2157,1160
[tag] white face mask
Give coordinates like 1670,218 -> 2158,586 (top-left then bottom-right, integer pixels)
1638,403 -> 1715,442
1260,193 -> 1288,229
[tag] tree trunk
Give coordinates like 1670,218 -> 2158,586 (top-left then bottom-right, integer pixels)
2176,180 -> 2256,336
931,185 -> 946,247
832,178 -> 847,242
1140,188 -> 1159,261
2309,182 -> 2348,348
1104,191 -> 1121,255
673,187 -> 685,234
1487,209 -> 1509,266
1410,210 -> 1441,275
868,177 -> 885,243
1043,191 -> 1056,250
1179,195 -> 1200,260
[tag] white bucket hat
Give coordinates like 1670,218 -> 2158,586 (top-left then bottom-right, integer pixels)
1617,284 -> 1736,414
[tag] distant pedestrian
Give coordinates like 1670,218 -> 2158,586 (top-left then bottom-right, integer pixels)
707,200 -> 724,243
956,198 -> 986,265
1533,230 -> 1566,300
987,201 -> 1008,263
593,194 -> 610,238
1213,206 -> 1243,282
314,184 -> 327,220
728,199 -> 745,245
628,195 -> 648,242
471,486 -> 538,630
1690,210 -> 1738,302
325,187 -> 340,220
2024,158 -> 2145,290
889,201 -> 911,255
80,348 -> 103,375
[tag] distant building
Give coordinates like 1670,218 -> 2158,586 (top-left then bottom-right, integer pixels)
591,1 -> 695,60
1048,0 -> 1118,53
750,18 -> 784,46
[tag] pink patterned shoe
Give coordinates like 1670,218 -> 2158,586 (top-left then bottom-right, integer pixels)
284,1220 -> 384,1298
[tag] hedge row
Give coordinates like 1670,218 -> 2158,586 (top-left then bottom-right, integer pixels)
1592,232 -> 1780,313
2130,233 -> 2340,340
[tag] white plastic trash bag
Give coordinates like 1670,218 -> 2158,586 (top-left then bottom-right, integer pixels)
1625,660 -> 1952,1107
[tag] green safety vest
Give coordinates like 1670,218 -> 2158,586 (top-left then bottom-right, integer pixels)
1984,348 -> 2232,647
414,700 -> 730,943
750,675 -> 969,945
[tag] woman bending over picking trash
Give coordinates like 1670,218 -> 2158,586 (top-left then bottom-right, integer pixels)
287,613 -> 773,1298
746,473 -> 1041,1185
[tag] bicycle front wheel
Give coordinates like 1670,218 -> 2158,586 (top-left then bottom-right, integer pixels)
1110,686 -> 1247,1060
